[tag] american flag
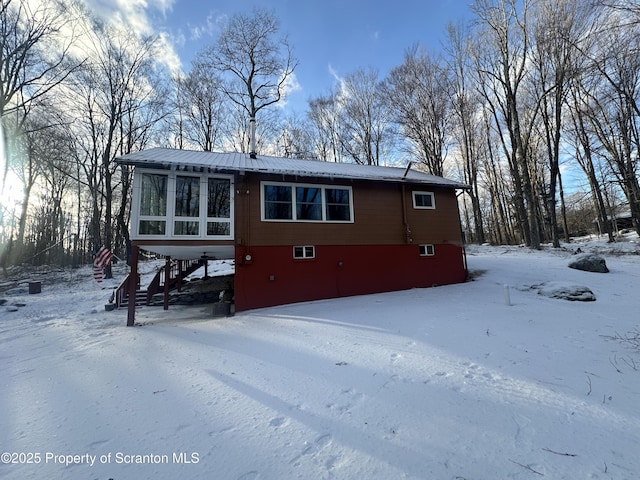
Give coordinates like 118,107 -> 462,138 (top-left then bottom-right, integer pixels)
93,246 -> 112,283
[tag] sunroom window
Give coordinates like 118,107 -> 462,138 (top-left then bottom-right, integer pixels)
136,171 -> 233,239
207,178 -> 231,235
139,173 -> 167,235
174,175 -> 200,236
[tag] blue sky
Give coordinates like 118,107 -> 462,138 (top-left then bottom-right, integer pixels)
88,0 -> 475,113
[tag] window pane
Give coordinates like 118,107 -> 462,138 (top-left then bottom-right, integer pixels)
175,176 -> 200,217
139,220 -> 165,235
140,174 -> 167,216
208,178 -> 230,218
414,193 -> 434,208
293,246 -> 304,258
326,188 -> 351,221
264,185 -> 292,219
420,244 -> 435,256
296,187 -> 322,220
174,221 -> 199,235
207,221 -> 230,236
326,188 -> 349,205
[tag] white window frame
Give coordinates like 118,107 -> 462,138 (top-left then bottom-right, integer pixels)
132,169 -> 234,240
419,244 -> 435,256
412,191 -> 436,210
293,245 -> 316,259
260,181 -> 354,223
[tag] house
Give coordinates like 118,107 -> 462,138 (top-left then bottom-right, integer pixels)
117,148 -> 469,325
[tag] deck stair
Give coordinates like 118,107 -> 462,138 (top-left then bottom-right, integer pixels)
112,259 -> 203,309
117,289 -> 148,308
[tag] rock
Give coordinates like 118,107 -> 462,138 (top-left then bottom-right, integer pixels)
568,254 -> 609,273
535,282 -> 596,301
5,305 -> 19,312
4,286 -> 28,296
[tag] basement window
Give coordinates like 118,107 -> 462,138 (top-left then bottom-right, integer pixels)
413,191 -> 436,209
419,244 -> 435,256
293,245 -> 315,259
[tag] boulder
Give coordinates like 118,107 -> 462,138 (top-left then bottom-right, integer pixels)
568,254 -> 609,273
535,282 -> 596,301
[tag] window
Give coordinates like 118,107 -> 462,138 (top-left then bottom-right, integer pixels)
264,185 -> 293,220
174,175 -> 201,236
139,220 -> 166,235
207,178 -> 231,235
293,245 -> 315,259
262,182 -> 353,222
326,188 -> 351,221
175,176 -> 200,217
419,244 -> 435,256
140,174 -> 167,216
413,191 -> 435,209
296,186 -> 322,220
139,173 -> 168,235
135,171 -> 233,239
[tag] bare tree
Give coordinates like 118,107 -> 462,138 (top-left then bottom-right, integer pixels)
529,0 -> 596,246
0,0 -> 81,265
306,92 -> 345,162
565,81 -> 615,241
472,0 -> 543,248
275,112 -> 315,159
385,45 -> 452,176
202,8 -> 297,157
70,19 -> 167,273
338,67 -> 393,166
176,60 -> 227,151
0,0 -> 81,119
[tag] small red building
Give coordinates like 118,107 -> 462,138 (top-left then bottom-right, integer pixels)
118,148 -> 468,322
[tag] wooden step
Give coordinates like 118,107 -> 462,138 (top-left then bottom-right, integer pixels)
119,290 -> 148,307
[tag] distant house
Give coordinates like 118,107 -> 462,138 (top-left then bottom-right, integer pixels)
117,148 -> 469,323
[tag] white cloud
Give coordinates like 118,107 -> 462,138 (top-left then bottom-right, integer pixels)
81,0 -> 181,70
189,12 -> 225,41
328,63 -> 342,84
276,70 -> 302,109
327,63 -> 348,102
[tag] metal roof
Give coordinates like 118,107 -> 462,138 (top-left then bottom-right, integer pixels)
117,148 -> 469,189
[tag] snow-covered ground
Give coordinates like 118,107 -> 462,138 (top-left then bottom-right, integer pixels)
1,234 -> 639,480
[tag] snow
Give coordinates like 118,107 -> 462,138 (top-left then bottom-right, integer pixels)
1,234 -> 639,480
118,147 -> 469,189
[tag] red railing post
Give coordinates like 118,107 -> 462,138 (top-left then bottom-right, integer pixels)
163,256 -> 171,310
127,246 -> 139,326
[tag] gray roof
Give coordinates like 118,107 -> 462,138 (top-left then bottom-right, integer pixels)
117,148 -> 469,189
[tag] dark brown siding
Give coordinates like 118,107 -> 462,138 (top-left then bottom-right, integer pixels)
234,173 -> 463,248
404,186 -> 464,245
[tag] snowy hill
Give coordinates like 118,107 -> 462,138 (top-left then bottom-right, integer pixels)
1,234 -> 639,479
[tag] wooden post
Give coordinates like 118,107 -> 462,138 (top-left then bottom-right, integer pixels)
177,260 -> 183,292
127,245 -> 139,326
164,256 -> 171,310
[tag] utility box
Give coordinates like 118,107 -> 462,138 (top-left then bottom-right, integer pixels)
28,282 -> 41,294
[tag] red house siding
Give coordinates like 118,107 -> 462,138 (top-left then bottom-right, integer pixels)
233,243 -> 466,312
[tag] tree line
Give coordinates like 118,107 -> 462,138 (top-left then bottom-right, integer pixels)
1,0 -> 639,273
